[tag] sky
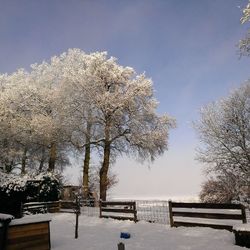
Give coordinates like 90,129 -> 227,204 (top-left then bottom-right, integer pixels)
0,0 -> 249,199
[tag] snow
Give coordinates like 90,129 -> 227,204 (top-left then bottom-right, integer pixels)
24,213 -> 245,250
110,196 -> 199,202
0,213 -> 14,228
233,223 -> 250,232
174,217 -> 243,226
0,213 -> 14,221
173,208 -> 242,214
9,214 -> 51,226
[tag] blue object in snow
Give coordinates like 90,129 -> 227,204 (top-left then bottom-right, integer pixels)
120,232 -> 131,239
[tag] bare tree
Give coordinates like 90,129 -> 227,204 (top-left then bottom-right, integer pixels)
200,175 -> 240,203
195,82 -> 250,204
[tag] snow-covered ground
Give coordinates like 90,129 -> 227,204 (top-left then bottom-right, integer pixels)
40,213 -> 245,250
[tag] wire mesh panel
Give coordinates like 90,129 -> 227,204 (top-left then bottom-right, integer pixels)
246,209 -> 250,222
81,206 -> 99,217
136,200 -> 169,224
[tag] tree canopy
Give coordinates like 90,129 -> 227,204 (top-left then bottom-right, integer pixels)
0,49 -> 175,200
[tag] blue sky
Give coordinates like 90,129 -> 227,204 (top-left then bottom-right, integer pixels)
1,0 -> 249,199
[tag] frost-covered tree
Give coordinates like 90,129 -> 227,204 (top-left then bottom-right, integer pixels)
76,51 -> 175,201
195,82 -> 250,204
0,49 -> 175,201
29,60 -> 70,172
239,0 -> 250,56
0,69 -> 38,173
0,74 -> 13,172
0,61 -> 70,173
51,49 -> 98,198
52,49 -> 175,201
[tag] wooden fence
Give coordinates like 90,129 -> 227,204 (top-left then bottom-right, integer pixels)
100,201 -> 137,222
22,200 -> 79,216
169,201 -> 247,231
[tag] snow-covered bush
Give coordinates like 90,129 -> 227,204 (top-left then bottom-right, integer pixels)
0,171 -> 27,217
35,173 -> 61,202
24,172 -> 62,202
0,171 -> 61,217
0,171 -> 27,194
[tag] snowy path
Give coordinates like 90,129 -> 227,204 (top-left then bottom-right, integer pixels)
47,213 -> 244,250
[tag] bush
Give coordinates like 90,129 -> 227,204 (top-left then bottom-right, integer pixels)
0,171 -> 61,217
25,173 -> 61,202
37,174 -> 61,202
0,172 -> 27,218
200,176 -> 250,206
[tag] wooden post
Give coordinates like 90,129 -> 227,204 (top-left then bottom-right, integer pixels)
99,200 -> 102,218
168,200 -> 174,227
74,195 -> 81,239
118,242 -> 125,250
58,200 -> 61,212
241,204 -> 247,224
75,212 -> 79,239
20,202 -> 23,218
133,202 -> 137,222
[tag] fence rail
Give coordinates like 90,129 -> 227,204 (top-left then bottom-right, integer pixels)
169,201 -> 247,231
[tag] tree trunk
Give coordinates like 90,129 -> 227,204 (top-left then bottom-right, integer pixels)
99,141 -> 111,201
21,148 -> 27,175
99,113 -> 112,201
5,161 -> 13,173
48,142 -> 57,172
39,147 -> 46,172
82,118 -> 92,199
83,142 -> 91,199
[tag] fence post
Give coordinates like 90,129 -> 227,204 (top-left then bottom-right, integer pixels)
99,200 -> 102,218
75,212 -> 79,239
118,242 -> 125,250
58,200 -> 61,212
133,202 -> 137,222
241,204 -> 247,224
20,202 -> 23,218
75,195 -> 81,239
168,200 -> 174,227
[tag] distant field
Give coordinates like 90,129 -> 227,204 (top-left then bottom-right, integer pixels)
110,196 -> 200,202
